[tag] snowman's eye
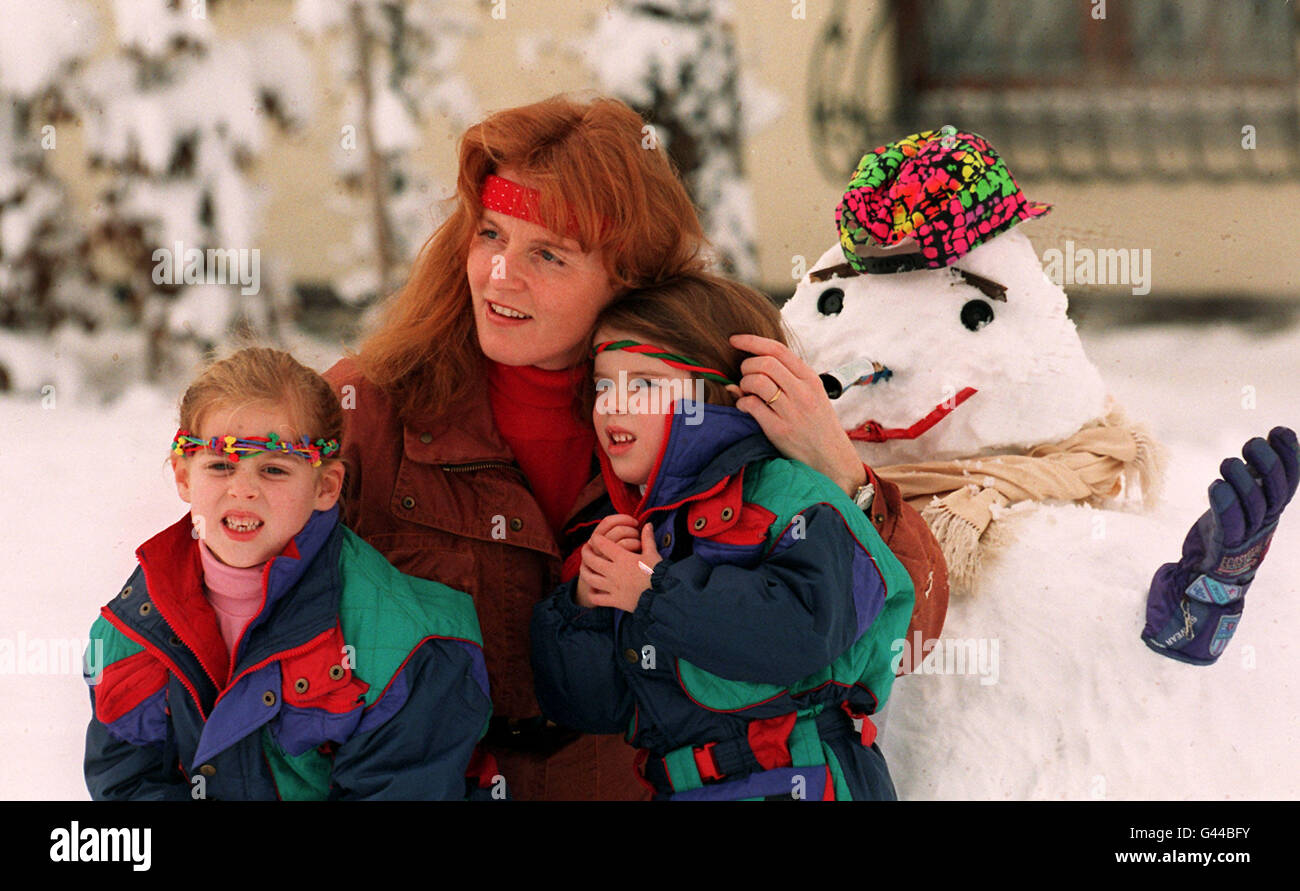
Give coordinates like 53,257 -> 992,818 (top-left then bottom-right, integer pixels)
817,287 -> 844,316
961,299 -> 995,331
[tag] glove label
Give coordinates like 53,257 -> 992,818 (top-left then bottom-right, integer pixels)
1215,531 -> 1274,577
1186,575 -> 1244,605
1209,614 -> 1243,658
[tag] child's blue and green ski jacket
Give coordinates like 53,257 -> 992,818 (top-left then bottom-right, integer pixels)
84,504 -> 491,800
532,401 -> 914,800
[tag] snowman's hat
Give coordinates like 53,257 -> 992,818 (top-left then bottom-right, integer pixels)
835,126 -> 1050,274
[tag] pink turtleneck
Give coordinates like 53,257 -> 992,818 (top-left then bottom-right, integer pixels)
198,541 -> 266,655
487,360 -> 596,539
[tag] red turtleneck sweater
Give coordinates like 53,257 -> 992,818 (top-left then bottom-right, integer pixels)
487,361 -> 596,540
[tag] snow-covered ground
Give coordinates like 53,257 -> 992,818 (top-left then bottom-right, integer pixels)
1,321 -> 1297,799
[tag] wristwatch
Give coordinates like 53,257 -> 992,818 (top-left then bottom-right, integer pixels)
853,482 -> 875,512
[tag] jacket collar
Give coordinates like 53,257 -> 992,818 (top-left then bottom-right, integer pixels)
597,400 -> 776,520
402,357 -> 591,466
131,505 -> 342,686
394,358 -> 608,557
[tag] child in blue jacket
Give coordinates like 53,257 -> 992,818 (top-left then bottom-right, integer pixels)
84,347 -> 493,800
531,273 -> 915,800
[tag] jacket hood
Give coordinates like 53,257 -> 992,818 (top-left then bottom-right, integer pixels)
597,399 -> 775,520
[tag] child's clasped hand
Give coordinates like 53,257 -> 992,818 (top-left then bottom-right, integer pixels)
575,514 -> 661,612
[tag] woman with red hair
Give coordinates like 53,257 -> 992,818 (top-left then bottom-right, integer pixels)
325,94 -> 941,800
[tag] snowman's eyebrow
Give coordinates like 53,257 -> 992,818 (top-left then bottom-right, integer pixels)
808,260 -> 1008,301
952,268 -> 1007,302
808,263 -> 860,282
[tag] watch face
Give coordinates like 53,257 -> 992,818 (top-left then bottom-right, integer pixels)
854,483 -> 875,511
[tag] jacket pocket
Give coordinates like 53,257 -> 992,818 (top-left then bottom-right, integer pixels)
269,627 -> 369,757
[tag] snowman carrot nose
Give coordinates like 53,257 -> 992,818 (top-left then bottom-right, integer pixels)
820,360 -> 893,399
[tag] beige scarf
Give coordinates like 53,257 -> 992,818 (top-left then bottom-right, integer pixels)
874,401 -> 1166,595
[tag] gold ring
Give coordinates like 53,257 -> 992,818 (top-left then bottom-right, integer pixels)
765,389 -> 783,406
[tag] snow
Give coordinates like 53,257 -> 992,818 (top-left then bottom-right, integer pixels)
0,180 -> 60,259
0,322 -> 1295,799
167,284 -> 235,343
291,0 -> 350,34
584,1 -> 773,283
0,0 -> 98,98
111,0 -> 212,52
81,37 -> 290,175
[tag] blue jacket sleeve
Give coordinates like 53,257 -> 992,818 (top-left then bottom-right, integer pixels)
328,637 -> 492,801
84,712 -> 193,801
530,580 -> 635,735
636,502 -> 886,687
83,619 -> 193,802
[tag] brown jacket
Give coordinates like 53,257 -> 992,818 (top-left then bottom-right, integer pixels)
323,356 -> 947,799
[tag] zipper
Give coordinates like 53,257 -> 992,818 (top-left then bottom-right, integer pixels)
101,606 -> 211,721
440,460 -> 533,496
137,550 -> 225,694
440,460 -> 522,474
227,559 -> 273,687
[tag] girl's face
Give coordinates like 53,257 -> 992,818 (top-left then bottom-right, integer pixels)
466,167 -> 616,370
592,327 -> 698,487
171,401 -> 344,568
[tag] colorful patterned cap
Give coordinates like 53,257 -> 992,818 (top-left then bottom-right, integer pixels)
835,126 -> 1051,273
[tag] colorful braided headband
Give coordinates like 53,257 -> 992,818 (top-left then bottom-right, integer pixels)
591,340 -> 737,386
171,429 -> 340,467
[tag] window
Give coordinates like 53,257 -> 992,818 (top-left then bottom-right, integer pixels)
810,0 -> 1299,181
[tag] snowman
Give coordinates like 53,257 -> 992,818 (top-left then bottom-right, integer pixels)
783,127 -> 1299,798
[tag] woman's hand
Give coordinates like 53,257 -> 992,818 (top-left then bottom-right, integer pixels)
726,333 -> 867,496
581,523 -> 661,613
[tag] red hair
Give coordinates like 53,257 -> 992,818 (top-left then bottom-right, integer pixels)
353,94 -> 708,422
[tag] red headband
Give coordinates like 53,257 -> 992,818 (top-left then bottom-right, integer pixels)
479,173 -> 583,239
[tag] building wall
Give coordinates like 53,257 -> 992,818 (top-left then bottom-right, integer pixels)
50,0 -> 1300,302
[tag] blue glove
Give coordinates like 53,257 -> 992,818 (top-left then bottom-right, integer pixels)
1142,427 -> 1299,665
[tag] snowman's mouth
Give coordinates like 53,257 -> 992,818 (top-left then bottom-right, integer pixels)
847,387 -> 978,442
